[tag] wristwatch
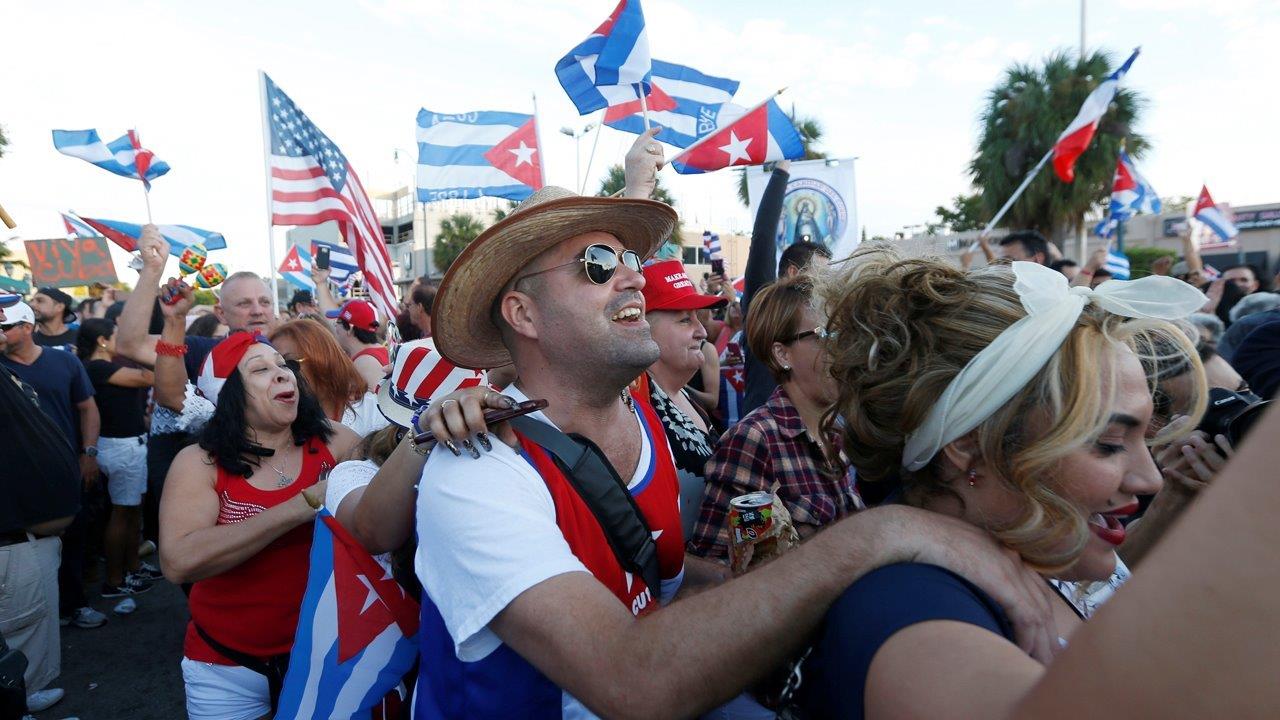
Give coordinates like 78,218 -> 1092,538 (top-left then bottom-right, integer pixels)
82,446 -> 99,457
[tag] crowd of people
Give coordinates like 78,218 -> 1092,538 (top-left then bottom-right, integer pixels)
2,127 -> 1279,720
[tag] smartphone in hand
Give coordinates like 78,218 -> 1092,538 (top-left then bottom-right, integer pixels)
315,245 -> 331,270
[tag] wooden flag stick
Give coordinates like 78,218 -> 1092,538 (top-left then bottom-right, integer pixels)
0,202 -> 15,230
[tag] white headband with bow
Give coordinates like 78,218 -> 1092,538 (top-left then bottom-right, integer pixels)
901,261 -> 1208,471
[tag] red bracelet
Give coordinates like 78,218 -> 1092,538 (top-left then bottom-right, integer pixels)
156,340 -> 188,357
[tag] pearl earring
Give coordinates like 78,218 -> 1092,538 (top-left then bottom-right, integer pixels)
782,365 -> 791,372
967,469 -> 978,487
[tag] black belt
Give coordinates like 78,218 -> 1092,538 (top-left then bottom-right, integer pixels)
0,532 -> 33,549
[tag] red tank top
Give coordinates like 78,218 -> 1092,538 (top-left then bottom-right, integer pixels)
352,345 -> 390,367
516,399 -> 685,616
183,436 -> 335,663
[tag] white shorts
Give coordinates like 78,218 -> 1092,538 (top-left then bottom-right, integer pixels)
97,435 -> 148,506
0,536 -> 61,692
181,658 -> 271,720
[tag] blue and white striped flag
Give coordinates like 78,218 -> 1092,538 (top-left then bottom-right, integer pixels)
555,0 -> 652,116
604,60 -> 739,149
702,231 -> 723,261
415,110 -> 543,202
1103,249 -> 1131,280
64,212 -> 226,255
310,239 -> 359,284
52,129 -> 170,188
279,244 -> 315,292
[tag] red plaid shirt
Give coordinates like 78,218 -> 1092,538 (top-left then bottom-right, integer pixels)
688,386 -> 863,561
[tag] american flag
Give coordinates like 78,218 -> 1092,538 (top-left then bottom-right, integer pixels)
262,74 -> 398,320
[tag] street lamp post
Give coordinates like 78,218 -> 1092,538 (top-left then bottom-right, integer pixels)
560,123 -> 596,194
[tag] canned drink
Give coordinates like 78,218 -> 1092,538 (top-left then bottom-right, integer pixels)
729,491 -> 775,545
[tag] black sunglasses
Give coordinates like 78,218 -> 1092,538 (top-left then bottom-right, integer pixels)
785,326 -> 834,344
517,243 -> 642,287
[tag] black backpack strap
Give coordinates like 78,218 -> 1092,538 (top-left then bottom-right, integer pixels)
511,416 -> 662,599
194,623 -> 289,713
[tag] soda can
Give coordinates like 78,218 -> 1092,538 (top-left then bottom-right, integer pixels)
729,491 -> 774,546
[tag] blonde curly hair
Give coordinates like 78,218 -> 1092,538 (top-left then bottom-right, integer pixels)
818,244 -> 1207,571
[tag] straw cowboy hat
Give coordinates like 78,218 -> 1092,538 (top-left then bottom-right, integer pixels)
431,186 -> 678,370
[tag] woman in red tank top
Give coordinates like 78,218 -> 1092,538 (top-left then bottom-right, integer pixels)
158,332 -> 360,720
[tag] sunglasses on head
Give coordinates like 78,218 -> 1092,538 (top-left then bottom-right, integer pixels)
517,243 -> 642,287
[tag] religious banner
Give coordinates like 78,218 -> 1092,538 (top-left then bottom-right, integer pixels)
25,237 -> 118,287
745,158 -> 859,265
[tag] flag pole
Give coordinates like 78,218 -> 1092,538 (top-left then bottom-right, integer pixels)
581,111 -> 604,195
258,70 -> 281,316
667,87 -> 788,167
639,85 -> 651,131
531,92 -> 547,188
133,128 -> 154,224
980,146 -> 1053,237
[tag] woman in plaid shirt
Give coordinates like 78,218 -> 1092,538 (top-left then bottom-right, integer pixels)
688,275 -> 861,562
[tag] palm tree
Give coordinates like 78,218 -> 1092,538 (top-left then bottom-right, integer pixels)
736,111 -> 826,206
597,164 -> 684,257
491,200 -> 518,223
432,213 -> 487,274
970,49 -> 1149,243
0,124 -> 8,158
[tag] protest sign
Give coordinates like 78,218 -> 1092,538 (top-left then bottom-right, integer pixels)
25,237 -> 119,287
746,158 -> 859,265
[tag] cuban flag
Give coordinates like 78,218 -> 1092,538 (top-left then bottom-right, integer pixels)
719,334 -> 746,426
1094,150 -> 1161,238
556,0 -> 653,116
416,110 -> 543,202
1102,250 -> 1131,280
672,99 -> 805,175
1193,184 -> 1239,245
1051,48 -> 1140,183
702,231 -> 722,261
311,239 -> 360,284
277,509 -> 419,720
279,244 -> 315,292
52,129 -> 171,189
604,60 -> 739,148
64,212 -> 227,255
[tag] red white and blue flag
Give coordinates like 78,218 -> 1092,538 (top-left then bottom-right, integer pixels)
263,74 -> 399,322
52,129 -> 171,189
1051,48 -> 1140,183
415,110 -> 543,202
1093,150 -> 1161,238
702,231 -> 723,261
277,509 -> 419,720
63,212 -> 227,255
556,0 -> 653,115
672,99 -> 804,175
1193,184 -> 1239,246
604,60 -> 740,149
278,244 -> 315,292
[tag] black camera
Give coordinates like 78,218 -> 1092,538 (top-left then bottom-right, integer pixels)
1198,387 -> 1271,446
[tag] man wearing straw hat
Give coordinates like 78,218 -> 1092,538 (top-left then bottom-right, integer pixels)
411,131 -> 1054,719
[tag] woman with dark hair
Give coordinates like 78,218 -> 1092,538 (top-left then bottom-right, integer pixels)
268,319 -> 388,437
187,312 -> 227,339
76,318 -> 158,598
155,287 -> 359,719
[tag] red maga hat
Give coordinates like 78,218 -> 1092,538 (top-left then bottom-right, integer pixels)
325,299 -> 379,332
641,259 -> 728,312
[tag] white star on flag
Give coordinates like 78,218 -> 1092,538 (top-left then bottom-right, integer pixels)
355,573 -> 381,615
718,132 -> 752,165
509,141 -> 537,167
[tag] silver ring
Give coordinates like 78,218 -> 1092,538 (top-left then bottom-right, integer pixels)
440,399 -> 458,409
648,144 -> 660,153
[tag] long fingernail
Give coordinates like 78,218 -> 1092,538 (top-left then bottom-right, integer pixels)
477,433 -> 493,452
444,440 -> 461,457
462,439 -> 481,459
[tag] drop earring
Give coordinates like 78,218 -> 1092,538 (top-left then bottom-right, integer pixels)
967,469 -> 978,487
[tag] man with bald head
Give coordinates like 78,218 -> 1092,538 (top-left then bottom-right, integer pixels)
116,226 -> 277,379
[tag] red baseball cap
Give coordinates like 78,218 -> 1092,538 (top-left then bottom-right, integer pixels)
641,259 -> 728,312
325,300 -> 379,332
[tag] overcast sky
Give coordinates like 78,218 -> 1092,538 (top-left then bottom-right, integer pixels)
1,0 -> 1274,278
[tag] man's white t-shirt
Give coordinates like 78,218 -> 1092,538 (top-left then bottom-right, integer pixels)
414,386 -> 675,662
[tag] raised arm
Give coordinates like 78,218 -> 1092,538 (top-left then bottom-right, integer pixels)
154,281 -> 194,411
743,161 -> 790,313
311,265 -> 340,318
115,225 -> 170,367
622,127 -> 664,200
1180,223 -> 1204,274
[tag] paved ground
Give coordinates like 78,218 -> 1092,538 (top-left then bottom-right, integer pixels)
36,579 -> 188,720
